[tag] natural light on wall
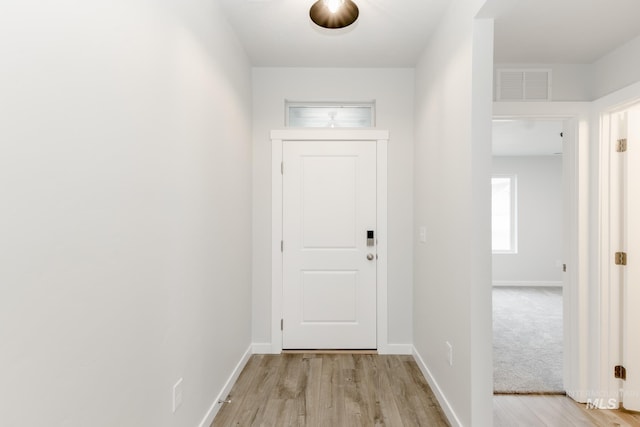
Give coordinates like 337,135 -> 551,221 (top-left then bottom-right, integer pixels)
492,175 -> 517,253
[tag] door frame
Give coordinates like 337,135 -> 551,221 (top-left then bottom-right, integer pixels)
270,129 -> 389,354
493,102 -> 590,400
598,98 -> 640,408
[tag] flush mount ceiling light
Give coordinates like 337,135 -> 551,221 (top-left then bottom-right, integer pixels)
310,0 -> 359,29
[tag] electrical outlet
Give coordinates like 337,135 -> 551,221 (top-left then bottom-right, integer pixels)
446,342 -> 453,366
173,378 -> 183,413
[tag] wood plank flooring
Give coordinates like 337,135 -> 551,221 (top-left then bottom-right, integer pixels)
494,395 -> 640,426
212,354 -> 449,427
212,353 -> 640,426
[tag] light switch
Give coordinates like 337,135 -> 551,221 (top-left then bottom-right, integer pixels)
419,226 -> 427,243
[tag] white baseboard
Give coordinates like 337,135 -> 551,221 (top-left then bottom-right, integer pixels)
412,347 -> 462,427
198,345 -> 252,427
251,343 -> 274,354
381,343 -> 413,355
492,280 -> 563,288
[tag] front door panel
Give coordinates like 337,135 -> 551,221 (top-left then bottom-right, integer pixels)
282,140 -> 377,349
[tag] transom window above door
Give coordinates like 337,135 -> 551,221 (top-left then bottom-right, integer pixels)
285,101 -> 375,128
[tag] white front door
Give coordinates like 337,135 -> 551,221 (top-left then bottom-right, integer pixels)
282,140 -> 377,349
621,106 -> 640,411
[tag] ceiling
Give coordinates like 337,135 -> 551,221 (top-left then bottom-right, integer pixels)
492,119 -> 564,157
480,0 -> 640,63
218,0 -> 640,67
217,0 -> 449,67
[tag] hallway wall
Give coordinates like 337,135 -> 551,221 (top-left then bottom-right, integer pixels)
0,1 -> 253,426
413,1 -> 494,424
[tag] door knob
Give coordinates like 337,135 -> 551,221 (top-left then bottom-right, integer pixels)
367,253 -> 374,260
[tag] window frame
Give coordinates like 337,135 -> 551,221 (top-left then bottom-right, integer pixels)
285,101 -> 376,128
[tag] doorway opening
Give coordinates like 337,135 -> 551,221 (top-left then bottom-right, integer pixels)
491,118 -> 566,394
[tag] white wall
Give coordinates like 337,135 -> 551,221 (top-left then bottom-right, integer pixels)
495,33 -> 640,102
251,68 -> 415,349
492,156 -> 563,284
0,1 -> 252,426
591,34 -> 640,100
413,0 -> 493,424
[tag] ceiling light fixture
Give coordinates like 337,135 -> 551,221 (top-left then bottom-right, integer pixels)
310,0 -> 359,29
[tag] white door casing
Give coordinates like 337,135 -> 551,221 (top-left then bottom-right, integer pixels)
493,103 -> 590,402
562,119 -> 577,393
271,129 -> 389,354
620,107 -> 640,411
602,105 -> 640,411
282,140 -> 376,349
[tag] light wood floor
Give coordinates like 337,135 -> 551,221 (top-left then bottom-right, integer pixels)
212,353 -> 640,426
212,353 -> 449,426
494,395 -> 640,426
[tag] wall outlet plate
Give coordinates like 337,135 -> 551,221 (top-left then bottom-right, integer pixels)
173,378 -> 183,413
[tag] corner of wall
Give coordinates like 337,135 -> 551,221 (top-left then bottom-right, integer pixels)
251,343 -> 275,354
198,346 -> 253,427
412,347 -> 463,427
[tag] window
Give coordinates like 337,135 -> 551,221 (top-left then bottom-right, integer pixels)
492,175 -> 517,253
285,101 -> 375,128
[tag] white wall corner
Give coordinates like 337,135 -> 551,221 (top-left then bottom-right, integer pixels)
251,343 -> 276,354
198,346 -> 252,427
381,344 -> 414,355
412,347 -> 463,427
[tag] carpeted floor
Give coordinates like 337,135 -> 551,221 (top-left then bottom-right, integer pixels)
493,286 -> 564,394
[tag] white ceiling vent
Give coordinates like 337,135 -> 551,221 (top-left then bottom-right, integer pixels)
496,69 -> 551,101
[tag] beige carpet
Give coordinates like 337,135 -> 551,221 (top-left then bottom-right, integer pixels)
493,286 -> 564,394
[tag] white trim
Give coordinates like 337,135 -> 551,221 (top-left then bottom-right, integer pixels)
596,108 -> 618,405
493,102 -> 589,117
599,108 -> 624,405
271,138 -> 283,354
197,346 -> 252,427
594,95 -> 640,405
271,128 -> 387,141
384,344 -> 413,355
492,280 -> 563,287
375,137 -> 389,354
592,82 -> 640,405
412,347 -> 462,427
251,343 -> 274,354
271,129 -> 389,354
